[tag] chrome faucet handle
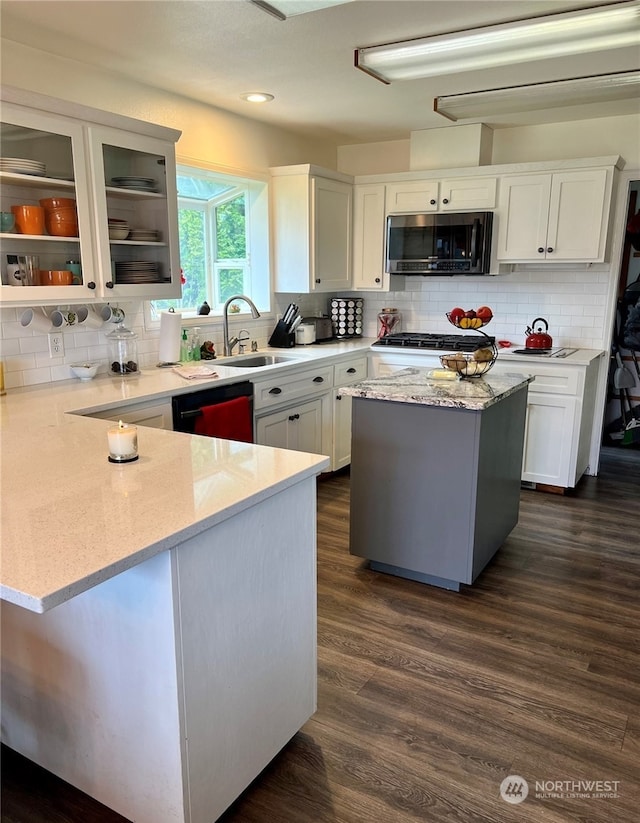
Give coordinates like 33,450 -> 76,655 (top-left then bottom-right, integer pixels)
237,329 -> 251,354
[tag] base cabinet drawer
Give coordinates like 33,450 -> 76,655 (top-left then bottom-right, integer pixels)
253,365 -> 333,410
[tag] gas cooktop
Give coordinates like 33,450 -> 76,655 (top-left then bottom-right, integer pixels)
373,332 -> 495,352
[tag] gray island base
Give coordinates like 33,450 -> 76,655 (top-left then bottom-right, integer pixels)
342,369 -> 531,591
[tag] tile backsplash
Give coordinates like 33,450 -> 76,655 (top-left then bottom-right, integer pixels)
0,268 -> 611,389
349,266 -> 611,350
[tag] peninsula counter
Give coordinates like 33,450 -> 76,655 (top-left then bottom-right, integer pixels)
340,368 -> 532,591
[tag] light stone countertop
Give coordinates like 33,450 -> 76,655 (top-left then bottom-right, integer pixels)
0,340 -> 373,613
339,368 -> 533,411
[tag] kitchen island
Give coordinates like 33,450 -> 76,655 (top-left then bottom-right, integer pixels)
340,368 -> 532,591
0,375 -> 330,823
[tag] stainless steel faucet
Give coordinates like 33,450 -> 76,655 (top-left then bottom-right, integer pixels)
222,295 -> 261,356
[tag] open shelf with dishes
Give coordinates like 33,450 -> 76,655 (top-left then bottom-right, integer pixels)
0,88 -> 181,305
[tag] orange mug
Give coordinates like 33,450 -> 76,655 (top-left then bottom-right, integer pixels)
11,205 -> 45,235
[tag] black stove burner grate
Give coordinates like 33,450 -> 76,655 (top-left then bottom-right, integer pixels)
373,332 -> 495,352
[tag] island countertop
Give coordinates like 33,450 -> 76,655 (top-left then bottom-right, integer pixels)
339,368 -> 533,411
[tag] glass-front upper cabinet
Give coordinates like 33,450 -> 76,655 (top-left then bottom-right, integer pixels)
86,125 -> 180,301
0,103 -> 95,304
0,91 -> 181,306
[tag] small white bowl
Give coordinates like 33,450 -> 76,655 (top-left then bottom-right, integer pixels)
70,363 -> 100,381
109,227 -> 130,240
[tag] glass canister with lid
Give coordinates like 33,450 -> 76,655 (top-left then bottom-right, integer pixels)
107,322 -> 139,375
377,307 -> 402,339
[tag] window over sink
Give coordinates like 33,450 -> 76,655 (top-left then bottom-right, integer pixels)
146,164 -> 270,324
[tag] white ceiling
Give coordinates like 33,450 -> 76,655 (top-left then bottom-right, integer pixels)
1,0 -> 638,145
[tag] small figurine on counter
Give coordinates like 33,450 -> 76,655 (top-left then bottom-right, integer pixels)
198,301 -> 211,315
200,340 -> 216,360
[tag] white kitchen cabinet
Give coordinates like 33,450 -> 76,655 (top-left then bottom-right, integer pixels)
352,183 -> 394,292
385,176 -> 496,213
253,362 -> 332,459
0,87 -> 181,306
270,164 -> 352,293
256,397 -> 324,454
496,168 -> 612,262
332,356 -> 368,470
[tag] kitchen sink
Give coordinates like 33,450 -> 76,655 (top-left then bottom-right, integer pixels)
221,354 -> 297,368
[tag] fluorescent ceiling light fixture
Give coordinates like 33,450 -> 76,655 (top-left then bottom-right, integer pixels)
240,92 -> 275,103
434,70 -> 640,121
249,0 -> 353,20
355,1 -> 640,83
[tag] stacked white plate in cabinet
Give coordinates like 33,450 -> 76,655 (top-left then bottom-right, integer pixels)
110,176 -> 159,193
114,261 -> 160,283
0,157 -> 46,176
128,229 -> 161,242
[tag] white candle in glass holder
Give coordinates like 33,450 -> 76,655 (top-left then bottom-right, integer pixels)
108,420 -> 138,460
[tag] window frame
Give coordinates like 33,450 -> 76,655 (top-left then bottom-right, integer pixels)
145,162 -> 271,329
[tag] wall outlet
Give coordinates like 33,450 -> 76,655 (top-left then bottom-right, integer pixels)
48,332 -> 65,358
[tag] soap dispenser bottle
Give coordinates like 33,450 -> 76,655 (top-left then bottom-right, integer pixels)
180,329 -> 190,362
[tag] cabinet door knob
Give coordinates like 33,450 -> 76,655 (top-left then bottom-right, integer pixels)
375,277 -> 381,283
288,413 -> 300,421
315,278 -> 321,284
105,281 -> 114,289
268,387 -> 282,395
537,247 -> 545,254
336,394 -> 342,400
87,281 -> 96,289
442,198 -> 449,204
312,376 -> 324,383
430,199 -> 436,205
347,367 -> 356,374
547,247 -> 554,253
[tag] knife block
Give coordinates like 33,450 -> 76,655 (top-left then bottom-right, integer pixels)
268,319 -> 295,348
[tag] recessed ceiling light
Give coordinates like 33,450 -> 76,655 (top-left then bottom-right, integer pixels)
240,92 -> 275,103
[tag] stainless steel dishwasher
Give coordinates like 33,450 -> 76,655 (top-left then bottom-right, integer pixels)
172,380 -> 254,439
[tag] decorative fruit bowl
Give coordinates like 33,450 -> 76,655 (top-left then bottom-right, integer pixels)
440,348 -> 496,378
446,306 -> 493,329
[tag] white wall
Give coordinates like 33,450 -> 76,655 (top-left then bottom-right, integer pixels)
337,114 -> 640,175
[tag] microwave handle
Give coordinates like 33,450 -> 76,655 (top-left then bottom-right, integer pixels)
470,219 -> 480,266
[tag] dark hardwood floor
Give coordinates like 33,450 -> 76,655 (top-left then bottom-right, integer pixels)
3,446 -> 639,822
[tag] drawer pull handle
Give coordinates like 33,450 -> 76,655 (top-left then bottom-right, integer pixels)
288,413 -> 300,421
347,367 -> 356,374
313,376 -> 324,383
268,387 -> 282,395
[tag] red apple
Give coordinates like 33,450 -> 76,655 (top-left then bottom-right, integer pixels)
476,306 -> 493,321
464,309 -> 476,318
449,307 -> 465,323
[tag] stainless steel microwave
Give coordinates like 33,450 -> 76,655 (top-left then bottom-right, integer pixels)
386,211 -> 493,275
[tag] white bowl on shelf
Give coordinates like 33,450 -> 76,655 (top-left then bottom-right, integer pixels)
109,227 -> 130,240
70,363 -> 100,381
